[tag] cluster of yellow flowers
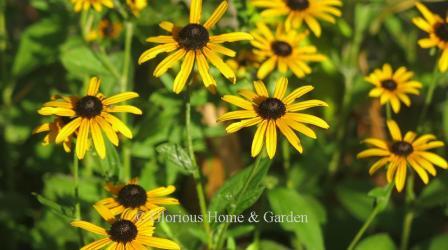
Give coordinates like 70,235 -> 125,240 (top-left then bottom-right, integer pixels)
358,3 -> 448,192
32,0 -> 448,249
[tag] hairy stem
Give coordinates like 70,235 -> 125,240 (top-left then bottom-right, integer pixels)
185,83 -> 212,248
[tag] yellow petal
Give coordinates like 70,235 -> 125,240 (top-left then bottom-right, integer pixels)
190,0 -> 202,24
95,116 -> 119,146
283,85 -> 314,104
276,118 -> 303,153
386,120 -> 402,141
287,100 -> 328,112
102,113 -> 133,138
304,16 -> 321,37
38,107 -> 76,117
87,77 -> 101,96
217,110 -> 258,122
154,49 -> 186,77
56,117 -> 82,143
357,149 -> 390,158
253,80 -> 269,97
417,152 -> 448,169
265,120 -> 277,159
257,57 -> 277,79
204,1 -> 228,29
285,113 -> 329,128
159,21 -> 174,32
80,238 -> 111,250
395,160 -> 407,192
196,50 -> 216,87
147,185 -> 176,197
173,50 -> 195,94
103,92 -> 139,105
138,43 -> 178,64
368,158 -> 389,175
251,120 -> 268,157
90,119 -> 106,159
107,105 -> 142,115
203,47 -> 235,83
93,204 -> 116,223
209,32 -> 253,43
33,123 -> 50,134
408,157 -> 429,184
285,119 -> 317,139
137,236 -> 180,250
146,36 -> 176,44
222,95 -> 254,110
70,221 -> 108,235
225,117 -> 262,133
273,77 -> 288,99
76,119 -> 90,159
207,43 -> 236,57
363,138 -> 388,149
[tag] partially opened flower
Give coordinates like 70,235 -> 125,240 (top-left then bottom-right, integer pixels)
96,179 -> 179,216
127,0 -> 147,16
358,120 -> 447,192
251,0 -> 342,36
86,19 -> 122,41
365,64 -> 422,113
250,23 -> 326,79
138,0 -> 252,93
71,205 -> 180,249
33,117 -> 73,153
218,77 -> 329,159
71,0 -> 113,12
413,2 -> 448,72
37,77 -> 141,159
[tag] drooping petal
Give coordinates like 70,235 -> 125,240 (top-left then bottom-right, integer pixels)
265,120 -> 277,159
251,120 -> 268,157
204,1 -> 228,29
56,117 -> 82,143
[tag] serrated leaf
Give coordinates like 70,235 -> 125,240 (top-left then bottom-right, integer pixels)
156,143 -> 194,174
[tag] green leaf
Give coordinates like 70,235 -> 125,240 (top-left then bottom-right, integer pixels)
336,180 -> 374,221
92,139 -> 121,180
13,17 -> 67,77
417,175 -> 448,209
209,158 -> 271,216
156,143 -> 194,174
247,240 -> 290,250
32,193 -> 73,218
267,188 -> 324,250
60,38 -> 113,79
355,233 -> 396,250
368,183 -> 393,211
412,234 -> 448,250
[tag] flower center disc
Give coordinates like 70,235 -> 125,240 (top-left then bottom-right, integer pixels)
75,96 -> 103,118
381,79 -> 397,91
117,184 -> 147,208
257,98 -> 286,120
435,22 -> 448,42
177,24 -> 209,50
109,220 -> 138,243
391,141 -> 413,156
286,0 -> 310,10
271,41 -> 293,57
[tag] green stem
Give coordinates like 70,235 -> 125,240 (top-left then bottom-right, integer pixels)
73,154 -> 84,244
282,140 -> 292,188
418,62 -> 439,131
400,174 -> 415,250
347,205 -> 381,250
386,102 -> 392,120
328,75 -> 354,176
185,83 -> 212,248
214,154 -> 264,250
120,21 -> 134,182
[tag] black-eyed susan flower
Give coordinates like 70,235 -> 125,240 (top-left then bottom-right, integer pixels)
358,120 -> 447,192
96,179 -> 179,216
365,64 -> 422,113
86,19 -> 122,41
127,0 -> 147,16
33,117 -> 73,153
217,77 -> 329,159
71,205 -> 180,250
413,2 -> 448,72
37,77 -> 141,160
251,0 -> 342,36
250,23 -> 326,79
138,0 -> 253,93
71,0 -> 113,12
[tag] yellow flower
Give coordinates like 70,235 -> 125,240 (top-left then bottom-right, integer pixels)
127,0 -> 148,16
251,0 -> 342,37
358,120 -> 447,192
86,20 -> 123,41
413,2 -> 448,72
33,117 -> 73,153
96,179 -> 179,216
138,0 -> 253,94
71,205 -> 180,250
218,77 -> 329,159
37,77 -> 142,160
365,64 -> 422,113
251,23 -> 326,79
71,0 -> 113,12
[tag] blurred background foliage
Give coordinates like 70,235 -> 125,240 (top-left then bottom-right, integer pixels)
1,0 -> 448,249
